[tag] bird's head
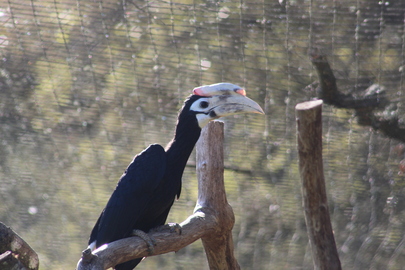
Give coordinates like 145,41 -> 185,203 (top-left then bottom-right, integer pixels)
184,83 -> 264,128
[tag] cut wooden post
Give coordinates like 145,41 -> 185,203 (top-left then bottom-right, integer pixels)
196,121 -> 240,270
295,100 -> 341,270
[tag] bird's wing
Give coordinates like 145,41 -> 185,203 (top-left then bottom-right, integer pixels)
89,144 -> 167,247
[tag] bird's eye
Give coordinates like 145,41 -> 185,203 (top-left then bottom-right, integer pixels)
199,101 -> 209,108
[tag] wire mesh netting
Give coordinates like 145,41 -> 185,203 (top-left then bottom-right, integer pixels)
1,0 -> 405,269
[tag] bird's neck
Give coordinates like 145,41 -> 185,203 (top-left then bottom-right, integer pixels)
165,117 -> 201,169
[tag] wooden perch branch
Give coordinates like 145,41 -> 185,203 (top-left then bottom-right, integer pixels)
196,121 -> 240,270
77,121 -> 239,270
309,49 -> 405,142
295,100 -> 342,270
0,222 -> 39,270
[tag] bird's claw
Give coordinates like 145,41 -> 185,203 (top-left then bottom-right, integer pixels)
81,248 -> 95,263
166,222 -> 182,235
151,222 -> 182,235
132,229 -> 156,255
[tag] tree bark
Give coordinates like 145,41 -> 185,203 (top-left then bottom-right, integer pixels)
309,49 -> 405,143
76,121 -> 239,270
0,222 -> 39,270
295,100 -> 342,270
196,121 -> 240,270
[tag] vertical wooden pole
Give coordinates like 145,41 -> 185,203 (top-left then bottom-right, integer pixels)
295,100 -> 341,270
196,121 -> 240,270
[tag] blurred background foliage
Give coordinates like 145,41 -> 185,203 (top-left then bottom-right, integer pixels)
0,0 -> 405,269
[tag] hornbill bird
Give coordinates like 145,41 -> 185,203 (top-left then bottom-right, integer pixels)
88,83 -> 264,270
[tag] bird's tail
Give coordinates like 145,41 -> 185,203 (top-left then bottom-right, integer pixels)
115,258 -> 143,270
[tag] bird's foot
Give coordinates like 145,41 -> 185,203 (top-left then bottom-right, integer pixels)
132,229 -> 156,255
167,222 -> 182,235
81,247 -> 95,263
151,222 -> 182,235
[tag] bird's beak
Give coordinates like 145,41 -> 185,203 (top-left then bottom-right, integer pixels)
211,94 -> 264,117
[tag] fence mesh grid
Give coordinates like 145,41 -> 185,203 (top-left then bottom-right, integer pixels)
1,0 -> 405,269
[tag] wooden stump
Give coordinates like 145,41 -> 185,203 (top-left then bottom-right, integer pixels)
295,100 -> 341,270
